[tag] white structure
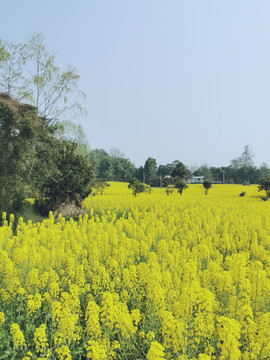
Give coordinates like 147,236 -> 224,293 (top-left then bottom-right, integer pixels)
190,176 -> 204,184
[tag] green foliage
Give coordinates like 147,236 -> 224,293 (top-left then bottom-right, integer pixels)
0,32 -> 83,121
128,179 -> 145,196
0,41 -> 24,96
174,179 -> 188,195
258,176 -> 270,198
0,95 -> 43,213
193,164 -> 213,181
98,157 -> 113,180
203,179 -> 212,195
111,157 -> 135,182
144,157 -> 158,186
55,120 -> 90,156
41,141 -> 94,198
0,39 -> 8,61
91,150 -> 135,182
171,161 -> 189,179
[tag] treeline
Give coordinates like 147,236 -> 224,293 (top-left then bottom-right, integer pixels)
88,145 -> 270,187
1,33 -> 270,217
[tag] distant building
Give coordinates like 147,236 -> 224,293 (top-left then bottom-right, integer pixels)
189,176 -> 204,184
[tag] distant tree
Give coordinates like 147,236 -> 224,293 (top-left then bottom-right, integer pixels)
193,164 -> 213,181
230,158 -> 242,169
55,120 -> 90,156
210,167 -> 224,183
89,149 -> 109,168
174,179 -> 188,195
157,163 -> 174,178
144,157 -> 158,186
128,179 -> 145,196
229,145 -> 256,184
259,163 -> 270,179
203,179 -> 212,195
111,157 -> 135,182
171,161 -> 189,179
189,164 -> 199,174
239,145 -> 254,167
258,176 -> 270,199
98,157 -> 113,180
109,147 -> 125,158
135,166 -> 144,182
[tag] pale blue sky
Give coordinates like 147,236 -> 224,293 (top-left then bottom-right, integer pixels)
1,1 -> 270,167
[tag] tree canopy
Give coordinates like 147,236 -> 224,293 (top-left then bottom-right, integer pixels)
0,32 -> 83,122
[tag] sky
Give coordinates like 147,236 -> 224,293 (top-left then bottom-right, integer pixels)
1,0 -> 270,168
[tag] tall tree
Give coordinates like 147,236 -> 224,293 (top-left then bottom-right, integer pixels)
109,147 -> 125,158
0,95 -> 44,213
171,161 -> 189,179
0,33 -> 84,121
239,145 -> 254,167
98,157 -> 113,180
0,41 -> 24,97
111,158 -> 135,182
144,157 -> 158,186
41,141 -> 94,198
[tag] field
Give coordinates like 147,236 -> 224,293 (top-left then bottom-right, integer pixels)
0,183 -> 270,359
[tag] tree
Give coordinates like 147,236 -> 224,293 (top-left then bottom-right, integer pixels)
55,120 -> 90,156
144,157 -> 158,186
157,163 -> 174,178
239,145 -> 254,167
0,41 -> 24,97
109,147 -> 125,158
41,141 -> 94,198
135,166 -> 145,183
128,179 -> 145,197
259,163 -> 270,180
193,164 -> 213,181
174,179 -> 188,195
0,94 -> 45,213
0,33 -> 83,121
171,161 -> 189,179
111,157 -> 135,182
89,149 -> 110,168
98,157 -> 113,180
258,176 -> 270,199
203,179 -> 212,195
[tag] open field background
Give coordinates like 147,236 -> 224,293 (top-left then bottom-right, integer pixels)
0,183 -> 270,359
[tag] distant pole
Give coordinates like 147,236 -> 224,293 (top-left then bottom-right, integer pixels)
223,171 -> 225,184
143,171 -> 145,184
160,175 -> 162,188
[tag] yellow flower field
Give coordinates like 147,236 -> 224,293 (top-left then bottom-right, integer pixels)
0,183 -> 270,359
